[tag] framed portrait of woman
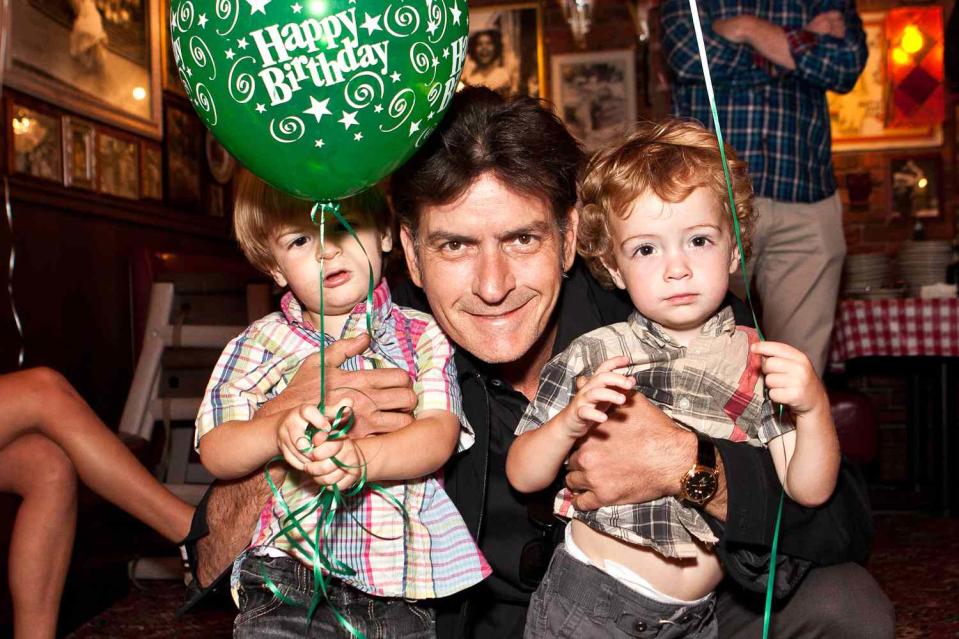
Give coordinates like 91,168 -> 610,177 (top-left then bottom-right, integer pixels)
462,3 -> 544,99
4,0 -> 163,139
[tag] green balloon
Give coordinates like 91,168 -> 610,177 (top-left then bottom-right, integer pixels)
170,0 -> 468,201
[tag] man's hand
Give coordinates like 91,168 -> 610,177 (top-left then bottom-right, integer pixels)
258,333 -> 416,437
806,10 -> 845,38
714,14 -> 796,71
565,391 -> 727,521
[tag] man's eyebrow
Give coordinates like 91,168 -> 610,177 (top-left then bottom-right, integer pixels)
423,230 -> 477,245
497,221 -> 553,239
424,221 -> 555,245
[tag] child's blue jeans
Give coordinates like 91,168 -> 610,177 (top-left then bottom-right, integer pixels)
233,554 -> 435,638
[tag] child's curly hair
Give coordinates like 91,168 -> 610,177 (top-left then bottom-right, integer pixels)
577,118 -> 754,289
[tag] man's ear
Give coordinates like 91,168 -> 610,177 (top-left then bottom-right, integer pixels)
399,225 -> 423,287
562,208 -> 579,272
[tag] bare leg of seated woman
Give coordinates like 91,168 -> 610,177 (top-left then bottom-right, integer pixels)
0,434 -> 77,639
0,367 -> 196,637
0,367 -> 194,542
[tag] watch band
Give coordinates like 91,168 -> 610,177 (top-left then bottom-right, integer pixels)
695,433 -> 716,469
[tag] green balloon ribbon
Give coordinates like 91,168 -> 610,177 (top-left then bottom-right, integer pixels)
685,1 -> 785,637
258,200 -> 408,639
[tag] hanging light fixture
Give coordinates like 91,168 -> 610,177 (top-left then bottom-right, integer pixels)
559,0 -> 593,48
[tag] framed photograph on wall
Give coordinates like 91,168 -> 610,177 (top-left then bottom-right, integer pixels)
140,140 -> 163,200
551,49 -> 637,153
889,154 -> 942,219
97,129 -> 139,199
160,0 -> 187,98
828,11 -> 942,151
205,130 -> 236,185
5,0 -> 163,139
462,3 -> 544,98
62,116 -> 96,189
10,101 -> 63,182
165,102 -> 202,208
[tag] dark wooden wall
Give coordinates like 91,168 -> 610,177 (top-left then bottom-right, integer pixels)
0,176 -> 237,425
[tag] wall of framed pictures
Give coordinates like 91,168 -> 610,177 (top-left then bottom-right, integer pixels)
4,88 -> 232,219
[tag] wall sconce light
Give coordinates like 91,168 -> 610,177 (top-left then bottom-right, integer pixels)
886,6 -> 944,128
559,0 -> 593,48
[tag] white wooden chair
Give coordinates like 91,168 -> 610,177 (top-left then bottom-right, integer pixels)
120,252 -> 270,580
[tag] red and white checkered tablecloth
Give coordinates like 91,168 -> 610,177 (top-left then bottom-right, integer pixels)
828,298 -> 959,372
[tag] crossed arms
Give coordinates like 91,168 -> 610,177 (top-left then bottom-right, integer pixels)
661,0 -> 867,93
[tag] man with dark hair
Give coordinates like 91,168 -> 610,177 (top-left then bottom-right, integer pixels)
189,88 -> 892,638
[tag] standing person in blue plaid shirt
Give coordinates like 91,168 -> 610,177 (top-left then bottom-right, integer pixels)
661,0 -> 867,375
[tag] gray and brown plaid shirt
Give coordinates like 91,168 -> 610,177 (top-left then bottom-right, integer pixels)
515,306 -> 792,558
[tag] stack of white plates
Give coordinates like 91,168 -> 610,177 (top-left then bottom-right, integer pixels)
842,253 -> 893,298
897,240 -> 953,288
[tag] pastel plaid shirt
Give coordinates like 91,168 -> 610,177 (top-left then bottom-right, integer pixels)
515,307 -> 792,559
662,0 -> 867,203
196,281 -> 490,599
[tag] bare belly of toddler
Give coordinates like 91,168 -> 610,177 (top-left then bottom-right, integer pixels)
570,518 -> 723,601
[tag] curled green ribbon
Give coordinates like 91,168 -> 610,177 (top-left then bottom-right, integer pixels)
258,199 -> 408,639
685,2 -> 785,636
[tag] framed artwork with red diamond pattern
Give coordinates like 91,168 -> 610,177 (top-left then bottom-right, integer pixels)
829,11 -> 943,152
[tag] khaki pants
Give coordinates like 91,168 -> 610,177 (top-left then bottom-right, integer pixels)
729,193 -> 845,375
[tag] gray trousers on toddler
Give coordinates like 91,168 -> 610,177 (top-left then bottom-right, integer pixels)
524,546 -> 717,639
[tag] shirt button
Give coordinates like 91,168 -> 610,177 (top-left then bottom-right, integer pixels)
633,620 -> 647,631
490,379 -> 503,387
680,614 -> 693,623
678,396 -> 691,411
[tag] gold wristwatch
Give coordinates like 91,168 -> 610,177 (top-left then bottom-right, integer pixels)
678,433 -> 719,507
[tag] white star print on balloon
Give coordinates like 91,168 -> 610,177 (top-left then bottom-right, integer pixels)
246,0 -> 271,15
304,96 -> 332,122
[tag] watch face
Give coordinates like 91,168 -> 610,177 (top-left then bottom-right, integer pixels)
685,470 -> 719,503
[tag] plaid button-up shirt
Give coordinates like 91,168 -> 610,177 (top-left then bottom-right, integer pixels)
662,0 -> 867,203
515,307 -> 792,558
196,281 -> 490,599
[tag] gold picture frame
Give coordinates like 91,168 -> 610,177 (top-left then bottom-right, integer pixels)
62,116 -> 97,190
551,49 -> 637,153
5,0 -> 163,139
160,0 -> 187,98
97,129 -> 140,199
463,2 -> 545,99
164,102 -> 202,208
10,100 -> 63,183
140,140 -> 163,200
828,11 -> 943,151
